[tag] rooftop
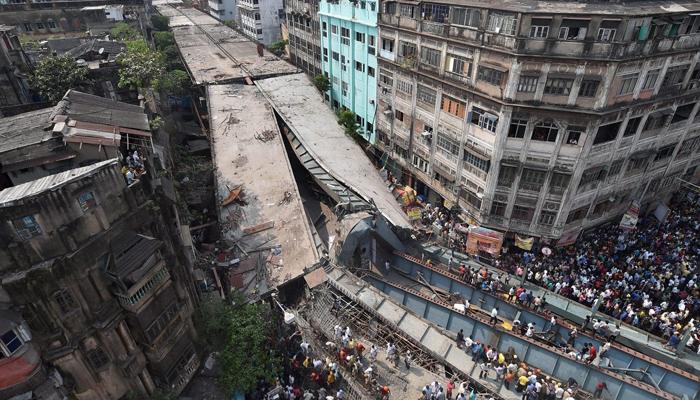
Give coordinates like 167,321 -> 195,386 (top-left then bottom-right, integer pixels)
64,39 -> 126,60
207,84 -> 319,289
0,108 -> 54,155
0,159 -> 118,208
158,5 -> 298,84
52,90 -> 149,132
256,74 -> 411,228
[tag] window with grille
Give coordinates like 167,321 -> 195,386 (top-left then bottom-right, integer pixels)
463,151 -> 490,173
642,69 -> 660,90
78,192 -> 96,211
1,329 -> 23,356
511,205 -> 534,223
396,78 -> 413,94
441,95 -> 466,118
538,211 -> 556,226
558,20 -> 588,40
13,215 -> 41,240
566,126 -> 583,145
399,41 -> 416,58
530,25 -> 549,38
436,134 -> 460,159
450,7 -> 480,27
87,348 -> 110,370
490,201 -> 506,216
497,165 -> 516,187
549,173 -> 570,194
412,154 -> 429,173
145,303 -> 180,342
399,4 -> 415,17
417,85 -> 436,106
470,106 -> 498,133
608,160 -> 623,177
654,145 -> 676,161
578,167 -> 606,187
626,156 -> 648,174
618,74 -> 639,95
517,76 -> 538,93
544,78 -> 574,95
520,168 -> 546,192
623,117 -> 641,136
566,205 -> 589,223
508,119 -> 527,138
54,290 -> 77,314
643,113 -> 669,131
578,80 -> 599,97
597,28 -> 616,42
47,20 -> 57,29
531,121 -> 559,142
477,66 -> 503,86
421,3 -> 449,23
446,55 -> 471,77
420,47 -> 441,67
383,1 -> 396,13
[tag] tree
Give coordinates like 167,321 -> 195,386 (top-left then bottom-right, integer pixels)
313,74 -> 330,93
267,39 -> 288,56
111,22 -> 140,41
195,295 -> 281,395
224,20 -> 237,30
151,15 -> 170,31
30,56 -> 90,103
153,31 -> 175,50
338,109 -> 361,141
157,70 -> 190,95
117,40 -> 166,89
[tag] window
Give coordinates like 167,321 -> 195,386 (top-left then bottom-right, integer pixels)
381,37 -> 394,52
399,4 -> 415,18
626,156 -> 648,174
332,51 -> 339,61
36,22 -> 44,30
395,110 -> 404,121
654,145 -> 676,161
436,134 -> 460,159
379,73 -> 393,87
672,103 -> 696,124
642,69 -> 660,90
549,173 -> 570,194
477,66 -> 503,86
254,13 -> 260,20
441,95 -> 466,118
511,205 -> 535,223
623,117 -> 641,137
146,303 -> 180,342
368,35 -> 376,54
566,126 -> 583,145
597,21 -> 617,42
470,106 -> 498,133
355,61 -> 365,72
490,202 -> 506,217
86,348 -> 110,370
517,76 -> 538,93
446,54 -> 471,77
579,167 -> 606,188
412,154 -> 429,173
256,29 -> 263,35
421,3 -> 449,23
341,81 -> 348,97
539,211 -> 557,226
593,122 -> 621,145
54,290 -> 77,313
608,160 -> 623,177
497,165 -> 517,187
323,48 -> 328,62
417,85 -> 436,106
558,19 -> 588,40
47,20 -> 57,29
662,65 -> 689,88
399,41 -> 417,58
544,78 -> 574,95
340,27 -> 350,45
356,32 -> 365,43
566,205 -> 589,223
450,7 -> 480,28
643,112 -> 669,131
487,12 -> 517,35
367,66 -> 375,77
78,192 -> 96,211
367,121 -> 373,132
530,24 -> 550,39
618,74 -> 638,95
23,23 -> 32,32
1,330 -> 23,355
578,80 -> 599,97
331,24 -> 338,35
520,168 -> 546,192
396,78 -> 412,94
420,47 -> 441,67
531,121 -> 559,142
508,119 -> 527,138
13,215 -> 41,240
463,151 -> 490,173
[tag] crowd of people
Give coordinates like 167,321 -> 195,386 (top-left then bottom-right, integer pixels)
493,192 -> 699,350
120,149 -> 146,185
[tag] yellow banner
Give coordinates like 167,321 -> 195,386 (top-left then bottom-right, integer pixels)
515,235 -> 534,251
406,207 -> 422,220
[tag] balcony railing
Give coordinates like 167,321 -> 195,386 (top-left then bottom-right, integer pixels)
421,21 -> 448,36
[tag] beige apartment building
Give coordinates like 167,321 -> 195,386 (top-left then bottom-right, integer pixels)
375,0 -> 700,242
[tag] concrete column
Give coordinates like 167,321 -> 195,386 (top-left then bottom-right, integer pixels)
139,369 -> 157,395
117,321 -> 137,354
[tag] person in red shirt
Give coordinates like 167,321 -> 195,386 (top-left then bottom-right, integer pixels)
446,380 -> 455,399
587,345 -> 597,364
355,341 -> 365,357
380,385 -> 390,399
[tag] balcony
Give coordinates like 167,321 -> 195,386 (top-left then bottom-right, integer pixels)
237,1 -> 259,10
421,21 -> 448,36
444,70 -> 471,86
379,49 -> 395,62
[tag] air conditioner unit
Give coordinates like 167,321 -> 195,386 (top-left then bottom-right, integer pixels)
421,131 -> 432,137
382,109 -> 393,115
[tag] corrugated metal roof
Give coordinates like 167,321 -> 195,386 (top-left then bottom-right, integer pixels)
0,159 -> 119,207
51,90 -> 150,132
0,108 -> 54,155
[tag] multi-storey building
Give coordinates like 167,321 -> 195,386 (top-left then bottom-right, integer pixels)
375,0 -> 700,242
208,0 -> 238,22
320,0 -> 378,142
284,0 -> 322,76
0,91 -> 200,399
0,25 -> 32,110
237,0 -> 283,45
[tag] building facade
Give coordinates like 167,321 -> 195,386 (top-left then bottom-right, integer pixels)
0,25 -> 32,110
208,0 -> 238,22
284,0 -> 322,76
0,93 -> 200,399
237,0 -> 283,45
320,0 -> 378,142
375,0 -> 700,242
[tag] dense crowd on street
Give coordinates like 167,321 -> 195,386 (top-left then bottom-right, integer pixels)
494,192 -> 699,350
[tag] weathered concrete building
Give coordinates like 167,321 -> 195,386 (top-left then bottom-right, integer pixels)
237,0 -> 283,45
284,0 -> 322,76
374,0 -> 700,242
0,25 -> 32,110
0,93 -> 199,399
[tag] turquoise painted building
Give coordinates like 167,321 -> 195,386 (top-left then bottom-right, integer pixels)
319,0 -> 378,143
